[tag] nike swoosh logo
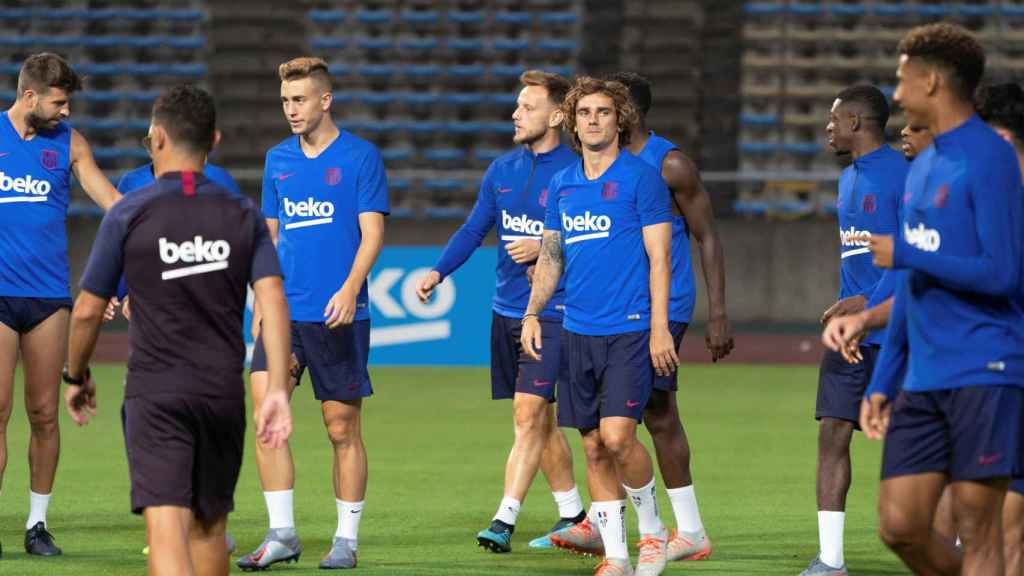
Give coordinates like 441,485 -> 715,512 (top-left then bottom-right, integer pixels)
532,379 -> 550,388
626,400 -> 640,408
497,187 -> 512,194
0,152 -> 9,158
277,172 -> 296,181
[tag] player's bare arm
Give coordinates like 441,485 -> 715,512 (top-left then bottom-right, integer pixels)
643,221 -> 679,377
823,296 -> 894,363
324,212 -> 384,328
64,289 -> 107,426
521,230 -> 563,361
252,275 -> 293,448
70,129 -> 120,211
663,150 -> 734,361
820,294 -> 867,326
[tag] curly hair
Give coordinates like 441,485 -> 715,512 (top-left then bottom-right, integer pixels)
976,83 -> 1024,146
562,76 -> 639,152
898,23 -> 984,101
153,84 -> 216,154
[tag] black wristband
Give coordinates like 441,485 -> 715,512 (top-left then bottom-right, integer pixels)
62,365 -> 90,386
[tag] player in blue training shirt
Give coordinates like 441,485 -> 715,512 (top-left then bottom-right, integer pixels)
414,71 -> 585,554
522,76 -> 675,576
860,24 -> 1024,576
237,57 -> 388,572
798,85 -> 908,576
0,52 -> 121,558
62,84 -> 293,576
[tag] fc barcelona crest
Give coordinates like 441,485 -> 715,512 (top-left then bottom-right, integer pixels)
41,149 -> 58,170
325,167 -> 342,186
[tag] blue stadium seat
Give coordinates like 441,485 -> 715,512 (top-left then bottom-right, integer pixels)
787,3 -> 824,16
67,202 -> 104,218
917,4 -> 952,17
77,63 -> 124,76
494,38 -> 530,52
739,142 -> 779,154
70,118 -> 125,132
359,92 -> 397,105
959,4 -> 994,17
536,39 -> 576,52
449,64 -> 486,77
358,37 -> 395,51
448,121 -> 486,134
539,11 -> 577,24
360,121 -> 401,134
446,92 -> 485,106
492,65 -> 526,78
399,37 -> 439,50
360,64 -> 397,78
166,63 -> 207,76
495,12 -> 532,24
733,199 -> 769,215
483,121 -> 511,134
328,64 -> 352,76
0,37 -> 36,48
425,205 -> 469,219
783,142 -> 820,156
160,9 -> 204,22
405,64 -> 442,78
872,4 -> 912,16
404,121 -> 444,134
127,63 -> 168,76
449,38 -> 484,52
79,9 -> 118,20
125,119 -> 150,131
308,10 -> 346,23
93,147 -> 149,160
474,148 -> 505,162
490,93 -> 518,106
0,64 -> 21,75
331,92 -> 355,104
449,11 -> 485,24
424,148 -> 466,162
830,4 -> 866,16
356,10 -> 393,24
124,36 -> 163,48
388,178 -> 411,190
401,92 -> 442,105
80,91 -> 124,103
37,8 -> 87,19
400,10 -> 439,24
424,179 -> 464,191
1000,4 -> 1024,17
127,91 -> 160,102
83,36 -> 122,48
381,148 -> 414,162
166,37 -> 205,50
312,37 -> 347,49
740,113 -> 779,126
389,205 -> 415,219
0,9 -> 30,19
0,90 -> 13,102
743,3 -> 785,15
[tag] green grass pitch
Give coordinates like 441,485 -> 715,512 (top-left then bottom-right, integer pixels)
0,364 -> 909,574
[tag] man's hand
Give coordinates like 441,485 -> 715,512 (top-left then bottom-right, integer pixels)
255,388 -> 293,449
705,314 -> 734,362
820,295 -> 867,325
103,298 -> 120,322
650,325 -> 680,378
859,393 -> 892,440
869,235 -> 894,269
323,284 -> 358,328
520,316 -> 543,361
505,239 -> 540,265
64,377 -> 97,426
121,296 -> 131,321
526,265 -> 536,286
416,270 -> 442,303
822,313 -> 868,364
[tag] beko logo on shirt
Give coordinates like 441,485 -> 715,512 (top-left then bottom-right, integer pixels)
283,196 -> 335,230
500,210 -> 543,241
0,171 -> 51,203
839,226 -> 872,259
562,211 -> 611,244
904,222 -> 941,252
158,236 -> 231,280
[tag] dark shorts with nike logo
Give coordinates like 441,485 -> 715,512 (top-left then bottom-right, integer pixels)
491,312 -> 563,402
0,296 -> 71,334
557,328 -> 653,430
251,320 -> 373,402
123,393 -> 244,520
881,385 -> 1024,482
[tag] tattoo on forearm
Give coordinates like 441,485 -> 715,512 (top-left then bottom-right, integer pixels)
526,233 -> 563,313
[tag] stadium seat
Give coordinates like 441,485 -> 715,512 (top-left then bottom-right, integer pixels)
404,121 -> 444,134
445,93 -> 485,106
388,178 -> 411,190
358,92 -> 398,105
400,10 -> 439,24
166,37 -> 205,50
743,3 -> 785,15
381,148 -> 414,162
424,178 -> 464,191
449,64 -> 486,77
490,93 -> 518,106
166,64 -> 207,77
536,39 -> 577,52
740,113 -> 779,126
448,121 -> 486,134
1000,4 -> 1024,17
482,121 -> 512,134
67,202 -> 104,218
312,37 -> 347,49
400,92 -> 442,105
959,4 -> 995,17
70,118 -> 126,132
449,38 -> 485,52
424,148 -> 467,162
474,148 -> 505,162
424,205 -> 469,219
328,64 -> 353,76
93,147 -> 149,160
739,141 -> 780,154
358,37 -> 396,51
405,64 -> 442,78
538,11 -> 578,24
399,37 -> 439,50
0,9 -> 30,19
448,11 -> 485,24
830,4 -> 866,16
308,10 -> 346,23
783,142 -> 821,156
492,65 -> 527,78
356,10 -> 394,24
127,91 -> 160,102
872,4 -> 912,17
494,38 -> 530,52
787,3 -> 825,16
360,64 -> 397,78
917,4 -> 952,17
495,12 -> 532,24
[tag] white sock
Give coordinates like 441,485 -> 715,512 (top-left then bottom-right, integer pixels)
336,499 -> 363,546
666,485 -> 705,534
592,500 -> 628,560
587,502 -> 598,523
818,510 -> 845,568
493,496 -> 520,527
552,486 -> 584,519
263,490 -> 295,530
27,491 -> 50,529
624,477 -> 664,536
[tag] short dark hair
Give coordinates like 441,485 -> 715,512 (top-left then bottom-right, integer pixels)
835,85 -> 890,131
519,70 -> 571,106
976,83 -> 1024,146
898,23 -> 984,101
152,84 -> 216,154
605,71 -> 652,117
18,52 -> 82,96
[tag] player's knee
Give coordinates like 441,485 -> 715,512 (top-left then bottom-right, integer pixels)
580,431 -> 606,462
512,399 -> 545,437
642,407 -> 680,441
878,503 -> 926,550
818,418 -> 853,452
26,402 -> 57,433
599,428 -> 636,459
325,417 -> 359,448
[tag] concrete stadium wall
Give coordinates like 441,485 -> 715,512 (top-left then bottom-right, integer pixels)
67,216 -> 841,325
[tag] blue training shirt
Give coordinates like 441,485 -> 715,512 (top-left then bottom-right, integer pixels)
636,131 -> 696,324
544,150 -> 672,336
836,144 -> 907,346
118,162 -> 242,196
866,115 -> 1024,397
434,144 -> 577,320
0,111 -> 73,299
262,131 -> 389,322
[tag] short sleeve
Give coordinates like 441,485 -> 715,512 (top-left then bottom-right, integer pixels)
544,169 -> 565,231
637,165 -> 672,227
261,152 -> 279,220
80,205 -> 129,298
357,147 -> 390,215
249,211 -> 282,283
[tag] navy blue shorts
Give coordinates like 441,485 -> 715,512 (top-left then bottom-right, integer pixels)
123,394 -> 245,520
815,345 -> 880,428
491,312 -> 564,402
251,320 -> 373,403
652,322 -> 688,392
881,386 -> 1024,482
558,329 -> 653,430
1011,478 -> 1024,495
0,296 -> 71,334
